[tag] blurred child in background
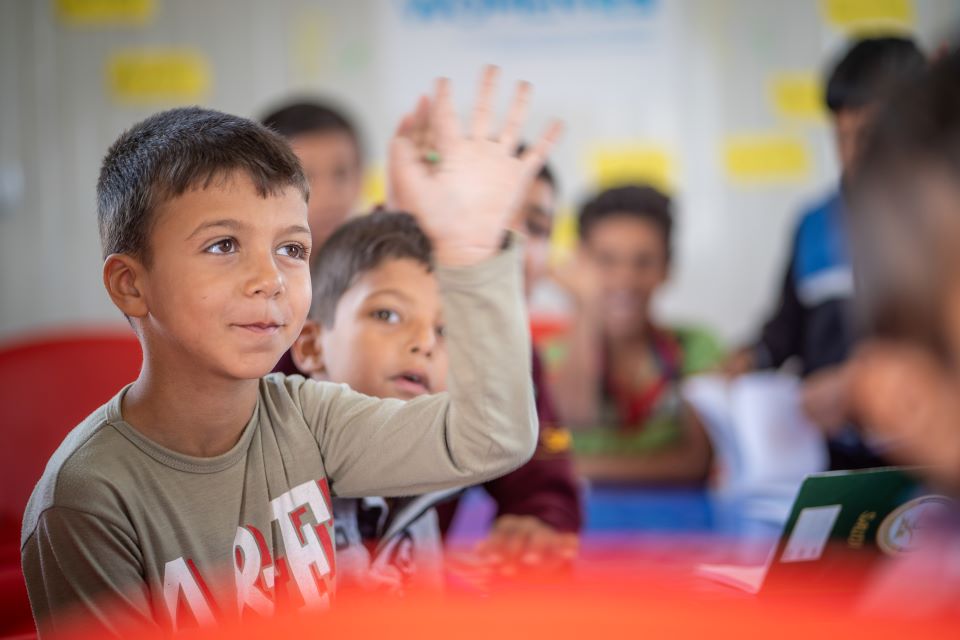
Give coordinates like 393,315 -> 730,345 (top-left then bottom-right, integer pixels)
551,185 -> 723,484
261,100 -> 365,376
261,100 -> 365,254
847,46 -> 960,489
845,48 -> 960,614
723,36 -> 926,471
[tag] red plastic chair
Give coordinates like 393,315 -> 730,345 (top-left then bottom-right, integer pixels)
0,327 -> 141,637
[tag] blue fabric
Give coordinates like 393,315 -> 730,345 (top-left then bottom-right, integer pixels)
792,190 -> 848,285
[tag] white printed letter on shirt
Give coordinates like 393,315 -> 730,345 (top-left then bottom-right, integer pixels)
270,480 -> 334,610
233,525 -> 274,617
162,557 -> 216,630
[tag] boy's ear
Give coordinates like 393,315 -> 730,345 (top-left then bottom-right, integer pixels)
292,320 -> 326,378
103,253 -> 148,319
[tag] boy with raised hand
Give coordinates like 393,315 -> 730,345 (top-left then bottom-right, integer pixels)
21,66 -> 561,635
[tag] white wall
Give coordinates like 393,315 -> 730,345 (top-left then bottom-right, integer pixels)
1,0 -> 958,344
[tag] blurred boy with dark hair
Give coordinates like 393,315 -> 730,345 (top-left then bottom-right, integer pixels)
845,48 -> 960,614
551,185 -> 722,484
848,46 -> 960,487
261,100 -> 363,254
724,36 -> 926,470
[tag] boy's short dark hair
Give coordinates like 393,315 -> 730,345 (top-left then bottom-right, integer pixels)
97,106 -> 308,263
851,48 -> 960,353
310,211 -> 433,327
825,36 -> 926,113
578,184 -> 673,261
260,100 -> 361,160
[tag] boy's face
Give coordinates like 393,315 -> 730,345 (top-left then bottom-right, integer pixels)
510,177 -> 556,295
581,215 -> 668,340
833,106 -> 876,178
294,258 -> 447,401
290,131 -> 363,251
135,172 -> 312,380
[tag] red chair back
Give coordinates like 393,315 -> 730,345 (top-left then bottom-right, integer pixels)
0,328 -> 141,637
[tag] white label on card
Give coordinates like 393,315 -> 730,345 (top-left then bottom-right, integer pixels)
780,505 -> 842,563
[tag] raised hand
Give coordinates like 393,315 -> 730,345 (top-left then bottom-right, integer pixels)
388,65 -> 563,267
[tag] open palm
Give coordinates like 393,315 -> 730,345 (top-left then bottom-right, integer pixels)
389,66 -> 563,266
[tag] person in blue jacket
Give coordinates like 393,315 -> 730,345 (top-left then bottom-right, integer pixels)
724,36 -> 926,470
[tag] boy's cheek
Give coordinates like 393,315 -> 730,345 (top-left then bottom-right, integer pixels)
288,277 -> 313,322
433,352 -> 451,394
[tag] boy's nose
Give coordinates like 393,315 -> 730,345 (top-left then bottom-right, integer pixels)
409,323 -> 437,357
246,253 -> 284,298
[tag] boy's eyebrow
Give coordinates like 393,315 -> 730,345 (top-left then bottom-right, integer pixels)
187,218 -> 242,239
282,224 -> 312,237
187,220 -> 311,239
365,288 -> 415,304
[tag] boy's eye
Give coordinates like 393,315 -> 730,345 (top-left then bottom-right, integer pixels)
372,309 -> 401,324
526,220 -> 552,239
205,238 -> 236,254
278,243 -> 308,260
436,325 -> 446,339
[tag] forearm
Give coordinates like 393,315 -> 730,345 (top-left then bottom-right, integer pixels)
553,308 -> 604,426
436,235 -> 538,476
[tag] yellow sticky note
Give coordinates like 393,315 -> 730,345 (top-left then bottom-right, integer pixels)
587,143 -> 674,192
820,0 -> 915,31
107,49 -> 210,105
56,0 -> 155,26
769,72 -> 825,121
360,165 -> 386,211
723,133 -> 812,183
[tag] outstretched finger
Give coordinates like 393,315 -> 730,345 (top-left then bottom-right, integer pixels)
393,95 -> 429,142
469,64 -> 500,140
520,118 -> 564,176
498,80 -> 531,151
431,77 -> 461,154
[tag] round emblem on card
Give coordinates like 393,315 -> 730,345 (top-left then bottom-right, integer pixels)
876,495 -> 954,556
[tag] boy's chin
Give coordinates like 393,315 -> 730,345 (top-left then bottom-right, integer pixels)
224,354 -> 286,381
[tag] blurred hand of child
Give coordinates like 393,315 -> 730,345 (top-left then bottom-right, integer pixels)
719,346 -> 756,378
851,342 -> 960,485
475,514 -> 578,576
388,65 -> 563,267
800,362 -> 855,436
549,249 -> 603,311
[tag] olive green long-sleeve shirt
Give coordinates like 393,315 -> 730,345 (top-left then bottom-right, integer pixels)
22,240 -> 536,636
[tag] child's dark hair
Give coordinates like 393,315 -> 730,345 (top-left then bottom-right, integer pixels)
851,47 -> 960,354
825,36 -> 926,113
310,211 -> 433,327
97,106 -> 308,263
260,100 -> 362,160
578,184 -> 673,261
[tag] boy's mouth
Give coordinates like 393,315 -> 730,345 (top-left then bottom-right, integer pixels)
233,322 -> 284,335
390,370 -> 431,396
